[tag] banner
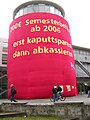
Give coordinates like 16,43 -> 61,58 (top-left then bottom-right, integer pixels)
8,13 -> 78,99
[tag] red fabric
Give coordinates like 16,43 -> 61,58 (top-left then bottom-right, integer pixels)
7,13 -> 78,99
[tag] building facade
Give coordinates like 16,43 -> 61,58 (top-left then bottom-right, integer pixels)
13,0 -> 65,19
73,45 -> 90,94
73,45 -> 90,78
0,38 -> 7,98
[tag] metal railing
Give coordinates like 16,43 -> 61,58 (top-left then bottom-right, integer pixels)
0,74 -> 7,97
0,90 -> 7,96
0,74 -> 7,79
76,60 -> 90,76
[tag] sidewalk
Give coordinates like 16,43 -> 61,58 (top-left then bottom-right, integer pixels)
0,94 -> 90,105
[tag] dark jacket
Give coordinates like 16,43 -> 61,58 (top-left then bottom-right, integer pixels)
11,87 -> 16,96
57,86 -> 62,92
52,87 -> 57,94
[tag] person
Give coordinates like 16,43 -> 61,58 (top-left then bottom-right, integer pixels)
87,86 -> 90,98
57,85 -> 62,98
52,84 -> 58,102
57,85 -> 62,93
10,84 -> 17,102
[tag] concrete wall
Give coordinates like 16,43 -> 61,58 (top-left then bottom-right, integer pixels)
0,102 -> 90,120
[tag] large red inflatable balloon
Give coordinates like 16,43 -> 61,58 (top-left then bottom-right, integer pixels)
7,13 -> 78,99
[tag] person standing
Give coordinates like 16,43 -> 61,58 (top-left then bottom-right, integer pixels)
87,86 -> 90,98
52,84 -> 58,102
10,84 -> 17,102
57,85 -> 62,98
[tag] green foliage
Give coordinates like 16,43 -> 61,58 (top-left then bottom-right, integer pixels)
0,116 -> 63,120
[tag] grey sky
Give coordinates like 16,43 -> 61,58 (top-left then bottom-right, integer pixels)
0,0 -> 90,48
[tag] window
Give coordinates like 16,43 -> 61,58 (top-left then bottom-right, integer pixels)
50,6 -> 54,14
33,4 -> 39,12
14,4 -> 63,19
44,5 -> 50,12
54,8 -> 59,15
15,12 -> 20,19
88,52 -> 90,56
59,11 -> 62,16
27,5 -> 34,13
79,50 -> 87,55
85,57 -> 87,60
2,54 -> 7,64
19,9 -> 23,16
39,4 -> 45,12
2,42 -> 8,52
23,7 -> 27,14
74,49 -> 79,54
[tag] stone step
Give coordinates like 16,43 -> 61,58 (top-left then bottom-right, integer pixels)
0,112 -> 26,118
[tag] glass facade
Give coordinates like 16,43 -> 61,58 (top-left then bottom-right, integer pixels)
0,76 -> 7,99
0,38 -> 8,66
2,42 -> 8,52
2,54 -> 7,64
14,4 -> 63,19
0,38 -> 8,99
73,47 -> 90,77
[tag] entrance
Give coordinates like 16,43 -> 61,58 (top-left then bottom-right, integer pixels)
0,74 -> 7,99
77,82 -> 90,94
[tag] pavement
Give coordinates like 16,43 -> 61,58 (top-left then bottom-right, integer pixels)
0,94 -> 90,105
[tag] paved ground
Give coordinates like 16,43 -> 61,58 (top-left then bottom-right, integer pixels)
0,94 -> 90,105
